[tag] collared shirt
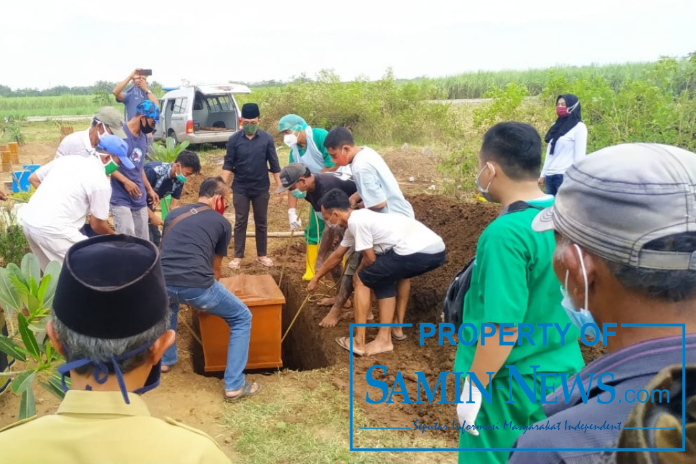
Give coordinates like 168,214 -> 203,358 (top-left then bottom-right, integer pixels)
117,85 -> 150,121
54,129 -> 97,159
351,146 -> 414,218
509,333 -> 696,464
0,390 -> 231,463
222,129 -> 281,195
145,161 -> 185,200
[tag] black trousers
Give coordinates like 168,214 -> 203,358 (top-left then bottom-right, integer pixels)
233,190 -> 269,258
358,249 -> 447,299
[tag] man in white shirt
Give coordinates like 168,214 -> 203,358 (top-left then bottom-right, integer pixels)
322,127 -> 417,340
22,134 -> 133,270
55,107 -> 127,159
308,188 -> 446,356
323,127 -> 414,219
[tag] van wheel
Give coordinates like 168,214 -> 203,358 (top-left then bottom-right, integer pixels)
167,130 -> 178,143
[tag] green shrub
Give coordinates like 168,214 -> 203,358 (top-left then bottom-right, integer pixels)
0,203 -> 30,267
0,254 -> 65,420
237,68 -> 456,147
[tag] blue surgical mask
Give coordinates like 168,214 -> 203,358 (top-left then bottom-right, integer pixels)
560,244 -> 597,340
475,164 -> 495,202
291,189 -> 306,199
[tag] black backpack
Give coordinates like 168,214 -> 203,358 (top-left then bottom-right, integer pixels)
442,201 -> 544,330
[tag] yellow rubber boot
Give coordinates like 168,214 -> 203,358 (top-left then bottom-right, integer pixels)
302,244 -> 319,281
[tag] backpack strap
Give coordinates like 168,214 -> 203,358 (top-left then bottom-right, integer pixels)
159,205 -> 211,249
501,200 -> 544,216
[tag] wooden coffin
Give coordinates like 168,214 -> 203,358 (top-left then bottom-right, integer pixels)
198,274 -> 285,371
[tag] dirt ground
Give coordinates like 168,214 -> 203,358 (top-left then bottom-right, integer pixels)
0,140 -> 606,458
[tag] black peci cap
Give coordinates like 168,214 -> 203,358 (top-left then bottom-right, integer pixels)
53,235 -> 169,339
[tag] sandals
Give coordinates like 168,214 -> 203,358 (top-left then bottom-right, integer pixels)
224,381 -> 262,402
161,364 -> 173,373
336,336 -> 365,357
228,258 -> 242,270
392,331 -> 408,341
256,256 -> 274,267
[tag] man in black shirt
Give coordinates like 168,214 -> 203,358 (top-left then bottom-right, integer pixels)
160,176 -> 261,401
220,103 -> 281,270
276,163 -> 360,327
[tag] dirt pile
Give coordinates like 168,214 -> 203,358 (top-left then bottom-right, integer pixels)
279,194 -> 499,445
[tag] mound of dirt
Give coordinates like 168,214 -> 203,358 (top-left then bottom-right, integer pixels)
278,195 -> 498,445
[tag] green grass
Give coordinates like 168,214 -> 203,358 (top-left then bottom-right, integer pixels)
223,368 -> 451,464
0,95 -> 105,118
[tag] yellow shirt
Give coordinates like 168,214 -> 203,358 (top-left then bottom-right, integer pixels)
0,390 -> 232,464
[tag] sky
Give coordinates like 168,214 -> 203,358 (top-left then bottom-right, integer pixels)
1,0 -> 695,90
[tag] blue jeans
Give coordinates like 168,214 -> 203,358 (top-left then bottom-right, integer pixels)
162,281 -> 252,391
544,174 -> 564,196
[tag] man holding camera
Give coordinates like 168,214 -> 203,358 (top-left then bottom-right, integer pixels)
113,69 -> 160,121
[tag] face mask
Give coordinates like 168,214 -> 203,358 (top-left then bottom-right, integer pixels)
173,165 -> 187,183
103,158 -> 119,176
140,118 -> 155,134
97,123 -> 110,140
284,133 -> 298,148
475,164 -> 495,202
556,106 -> 569,118
57,339 -> 159,405
214,197 -> 227,215
243,123 -> 258,136
560,244 -> 598,339
291,189 -> 306,199
326,213 -> 342,230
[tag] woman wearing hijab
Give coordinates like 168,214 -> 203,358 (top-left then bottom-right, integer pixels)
539,94 -> 588,195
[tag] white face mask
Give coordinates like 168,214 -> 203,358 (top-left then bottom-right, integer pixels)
284,133 -> 298,148
96,122 -> 110,140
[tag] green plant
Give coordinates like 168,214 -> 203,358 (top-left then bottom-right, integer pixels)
0,202 -> 30,267
149,136 -> 190,163
92,89 -> 113,106
0,254 -> 65,419
1,117 -> 26,146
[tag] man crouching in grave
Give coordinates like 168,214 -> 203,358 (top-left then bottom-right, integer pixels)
308,188 -> 446,356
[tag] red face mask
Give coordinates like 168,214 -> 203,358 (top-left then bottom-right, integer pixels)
556,106 -> 569,118
214,197 -> 227,215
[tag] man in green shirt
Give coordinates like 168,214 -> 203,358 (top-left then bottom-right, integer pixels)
278,114 -> 348,281
453,122 -> 585,464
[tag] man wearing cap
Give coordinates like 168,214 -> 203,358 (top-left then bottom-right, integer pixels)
277,163 -> 359,327
20,134 -> 132,270
54,106 -> 127,159
160,176 -> 262,401
509,143 -> 696,464
110,100 -> 161,240
278,114 -> 348,280
0,235 -> 231,463
220,103 -> 281,270
452,122 -> 584,464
